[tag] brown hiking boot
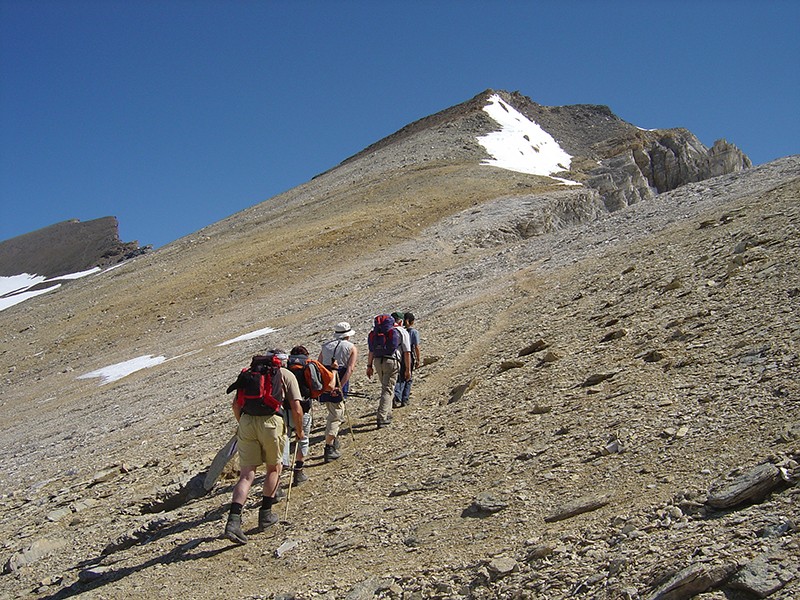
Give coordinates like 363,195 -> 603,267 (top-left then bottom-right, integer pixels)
324,443 -> 341,463
258,508 -> 278,531
224,513 -> 247,544
293,468 -> 309,485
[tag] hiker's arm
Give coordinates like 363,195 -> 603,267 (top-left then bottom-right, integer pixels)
341,345 -> 358,387
231,399 -> 242,422
366,351 -> 374,379
289,398 -> 305,440
284,373 -> 305,439
403,351 -> 411,381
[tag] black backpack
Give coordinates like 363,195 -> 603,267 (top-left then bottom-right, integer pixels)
227,355 -> 283,416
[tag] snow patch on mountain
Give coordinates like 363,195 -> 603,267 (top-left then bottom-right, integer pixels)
76,326 -> 280,386
478,94 -> 579,185
217,326 -> 279,346
0,268 -> 100,312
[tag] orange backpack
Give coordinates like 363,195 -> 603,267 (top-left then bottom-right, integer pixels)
305,358 -> 337,398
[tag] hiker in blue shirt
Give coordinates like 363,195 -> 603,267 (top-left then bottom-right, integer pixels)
394,312 -> 421,407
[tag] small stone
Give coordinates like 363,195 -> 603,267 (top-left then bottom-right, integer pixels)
519,339 -> 549,357
544,493 -> 612,522
488,556 -> 518,578
499,360 -> 525,372
275,539 -> 299,558
541,350 -> 561,363
47,507 -> 72,522
462,492 -> 508,518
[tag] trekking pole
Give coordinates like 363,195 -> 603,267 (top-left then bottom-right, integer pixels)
283,439 -> 297,522
335,371 -> 356,446
342,400 -> 356,446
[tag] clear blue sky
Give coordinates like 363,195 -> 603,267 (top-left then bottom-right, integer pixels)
2,1 -> 798,249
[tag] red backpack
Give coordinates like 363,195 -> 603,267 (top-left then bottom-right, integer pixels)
229,355 -> 283,415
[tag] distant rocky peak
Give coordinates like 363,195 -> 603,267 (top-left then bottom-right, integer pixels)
340,89 -> 751,214
0,216 -> 147,278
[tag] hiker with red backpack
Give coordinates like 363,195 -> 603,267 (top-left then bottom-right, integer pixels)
223,350 -> 305,544
366,313 -> 411,428
318,322 -> 358,462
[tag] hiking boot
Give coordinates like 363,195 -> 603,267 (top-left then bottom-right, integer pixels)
324,443 -> 341,463
333,436 -> 341,451
377,419 -> 392,429
257,508 -> 278,531
273,487 -> 285,501
293,468 -> 309,486
393,397 -> 402,409
224,513 -> 247,544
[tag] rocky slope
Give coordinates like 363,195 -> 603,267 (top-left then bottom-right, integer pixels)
0,90 -> 796,600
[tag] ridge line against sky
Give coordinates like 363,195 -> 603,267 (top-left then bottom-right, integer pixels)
1,1 -> 798,250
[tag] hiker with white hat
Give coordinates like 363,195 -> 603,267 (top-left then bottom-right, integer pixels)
318,321 -> 358,462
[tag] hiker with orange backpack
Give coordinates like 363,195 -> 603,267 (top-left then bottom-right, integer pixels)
222,350 -> 305,544
318,322 -> 358,462
284,345 -> 316,486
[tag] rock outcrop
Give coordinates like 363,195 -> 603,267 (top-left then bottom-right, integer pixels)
0,216 -> 146,277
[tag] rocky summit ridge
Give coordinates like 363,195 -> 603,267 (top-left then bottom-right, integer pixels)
0,90 -> 797,600
0,216 -> 147,279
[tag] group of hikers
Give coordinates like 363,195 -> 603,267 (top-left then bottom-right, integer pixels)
222,311 -> 421,544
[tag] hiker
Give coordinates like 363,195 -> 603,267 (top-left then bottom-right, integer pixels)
394,311 -> 421,408
223,350 -> 305,544
318,321 -> 358,462
284,345 -> 314,486
366,312 -> 411,428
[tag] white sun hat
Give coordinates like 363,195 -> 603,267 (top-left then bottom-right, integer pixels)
333,322 -> 355,339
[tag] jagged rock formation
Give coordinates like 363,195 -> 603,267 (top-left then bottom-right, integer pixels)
492,90 -> 752,211
0,216 -> 146,278
0,90 -> 796,600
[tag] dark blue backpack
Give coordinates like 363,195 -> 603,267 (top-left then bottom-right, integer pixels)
368,314 -> 401,357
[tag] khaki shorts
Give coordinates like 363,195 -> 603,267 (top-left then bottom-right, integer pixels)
237,413 -> 286,467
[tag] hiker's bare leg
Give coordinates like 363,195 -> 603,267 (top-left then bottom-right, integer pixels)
232,465 -> 256,505
262,463 -> 282,497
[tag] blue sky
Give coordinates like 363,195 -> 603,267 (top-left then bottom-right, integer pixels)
1,1 -> 798,250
